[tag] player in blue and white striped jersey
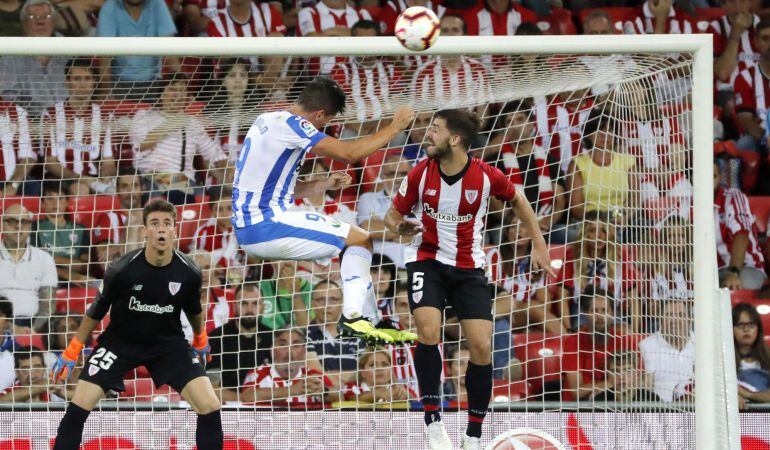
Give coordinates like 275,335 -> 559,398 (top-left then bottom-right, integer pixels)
232,77 -> 416,344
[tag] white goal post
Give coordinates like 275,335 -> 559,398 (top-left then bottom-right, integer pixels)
0,34 -> 732,449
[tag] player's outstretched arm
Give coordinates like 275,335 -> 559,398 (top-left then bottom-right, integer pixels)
510,190 -> 556,278
384,207 -> 423,236
312,106 -> 415,164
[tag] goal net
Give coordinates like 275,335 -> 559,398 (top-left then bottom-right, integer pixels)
0,35 -> 732,449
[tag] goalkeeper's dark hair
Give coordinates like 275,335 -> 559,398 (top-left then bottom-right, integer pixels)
434,108 -> 480,149
64,57 -> 94,77
14,347 -> 45,367
142,199 -> 177,225
0,296 -> 12,318
352,19 -> 381,36
297,77 -> 346,116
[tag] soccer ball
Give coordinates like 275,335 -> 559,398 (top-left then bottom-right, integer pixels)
395,6 -> 441,51
487,428 -> 567,450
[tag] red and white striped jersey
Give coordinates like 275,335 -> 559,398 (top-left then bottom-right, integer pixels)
206,3 -> 285,37
293,194 -> 357,226
544,98 -> 593,173
182,0 -> 228,20
622,1 -> 694,34
714,187 -> 765,270
392,157 -> 517,269
378,0 -> 446,35
42,102 -> 115,178
211,119 -> 245,165
623,117 -> 685,171
91,210 -> 128,245
410,57 -> 491,107
297,2 -> 372,74
733,65 -> 770,130
639,172 -> 692,223
463,3 -> 536,36
709,14 -> 760,86
190,218 -> 241,268
646,266 -> 693,302
485,247 -> 545,302
0,102 -> 34,182
329,58 -> 405,121
181,289 -> 233,339
241,365 -> 331,404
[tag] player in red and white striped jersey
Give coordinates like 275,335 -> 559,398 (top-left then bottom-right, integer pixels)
710,0 -> 759,86
378,0 -> 446,35
733,19 -> 770,151
329,20 -> 406,122
0,102 -> 34,196
462,0 -> 535,36
543,90 -> 593,174
714,162 -> 766,290
621,0 -> 695,34
206,0 -> 284,37
384,109 -> 552,449
410,15 -> 492,108
297,0 -> 372,74
43,58 -> 116,190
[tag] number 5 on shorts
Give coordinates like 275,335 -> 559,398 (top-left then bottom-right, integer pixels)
411,272 -> 424,303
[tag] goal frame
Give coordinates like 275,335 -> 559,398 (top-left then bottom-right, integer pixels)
0,34 -> 728,449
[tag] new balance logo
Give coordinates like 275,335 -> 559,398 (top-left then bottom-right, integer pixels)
132,284 -> 143,291
425,189 -> 437,196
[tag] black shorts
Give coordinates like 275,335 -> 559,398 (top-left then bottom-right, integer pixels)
79,336 -> 206,393
406,259 -> 493,321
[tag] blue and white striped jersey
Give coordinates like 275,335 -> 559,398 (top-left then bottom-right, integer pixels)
231,111 -> 328,228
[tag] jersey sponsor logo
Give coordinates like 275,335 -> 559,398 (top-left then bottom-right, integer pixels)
128,296 -> 174,314
299,119 -> 317,137
464,190 -> 478,204
168,282 -> 181,296
398,177 -> 408,197
422,203 -> 473,222
132,284 -> 143,291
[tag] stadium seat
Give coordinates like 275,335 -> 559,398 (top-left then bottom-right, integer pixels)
492,380 -> 530,401
121,378 -> 181,403
0,439 -> 32,450
749,197 -> 770,235
0,196 -> 41,215
512,333 -> 563,393
176,203 -> 212,252
14,333 -> 44,350
538,8 -> 577,35
694,7 -> 726,22
55,287 -> 97,314
68,195 -> 121,229
361,149 -> 389,192
731,289 -> 760,305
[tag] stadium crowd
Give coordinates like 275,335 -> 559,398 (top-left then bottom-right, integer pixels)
0,0 -> 767,410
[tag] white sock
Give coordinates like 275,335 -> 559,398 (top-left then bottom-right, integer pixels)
341,246 -> 373,320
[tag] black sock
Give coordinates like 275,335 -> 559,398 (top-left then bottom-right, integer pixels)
465,362 -> 493,439
196,409 -> 223,450
53,403 -> 91,450
414,343 -> 442,426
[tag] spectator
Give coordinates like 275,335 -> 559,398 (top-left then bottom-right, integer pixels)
0,298 -> 14,392
581,10 -> 616,35
0,0 -> 23,36
714,162 -> 766,290
96,0 -> 179,99
42,57 -> 117,193
733,303 -> 770,407
486,213 -> 564,334
129,72 -> 226,197
208,282 -> 273,402
733,18 -> 770,152
0,102 -> 36,196
622,0 -> 694,34
594,351 -> 660,402
189,188 -> 243,274
411,14 -> 491,107
0,204 -> 57,333
35,181 -> 93,285
297,0 -> 372,74
639,299 -> 695,402
357,152 -> 413,267
541,89 -> 594,175
463,0 -> 535,36
343,349 -> 415,403
203,58 -> 258,165
563,287 -> 625,401
293,160 -> 357,226
240,328 -> 329,404
91,169 -> 145,273
0,348 -> 62,402
445,343 -> 470,404
259,261 -> 312,331
712,0 -> 758,85
181,0 -> 224,36
302,279 -> 363,372
0,0 -> 67,115
384,282 -> 413,331
486,98 -> 566,243
379,0 -> 445,35
567,108 -> 637,222
402,111 -> 433,162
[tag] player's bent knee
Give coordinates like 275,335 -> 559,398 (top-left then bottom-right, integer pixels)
417,328 -> 441,346
71,380 -> 105,411
194,399 -> 221,416
345,225 -> 372,250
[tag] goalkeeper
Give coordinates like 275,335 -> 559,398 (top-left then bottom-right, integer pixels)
49,200 -> 223,450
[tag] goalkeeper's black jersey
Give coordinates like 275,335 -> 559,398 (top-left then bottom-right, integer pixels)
87,248 -> 203,346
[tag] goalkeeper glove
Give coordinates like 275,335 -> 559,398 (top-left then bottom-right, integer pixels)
50,337 -> 84,382
192,331 -> 212,367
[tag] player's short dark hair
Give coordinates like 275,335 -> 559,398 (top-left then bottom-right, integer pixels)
579,285 -> 614,313
434,108 -> 480,149
65,57 -> 94,78
297,77 -> 346,116
758,18 -> 770,35
352,19 -> 381,36
514,22 -> 542,36
142,199 -> 177,225
0,296 -> 12,318
14,347 -> 44,367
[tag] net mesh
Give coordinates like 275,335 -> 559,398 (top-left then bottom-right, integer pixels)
0,49 -> 701,448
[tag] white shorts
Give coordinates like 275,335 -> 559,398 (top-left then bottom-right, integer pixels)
235,210 -> 351,261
